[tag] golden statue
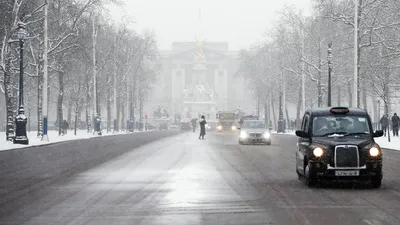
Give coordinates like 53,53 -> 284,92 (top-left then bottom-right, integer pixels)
194,37 -> 206,66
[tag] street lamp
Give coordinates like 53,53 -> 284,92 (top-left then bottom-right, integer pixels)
14,22 -> 29,145
327,43 -> 333,107
377,100 -> 381,130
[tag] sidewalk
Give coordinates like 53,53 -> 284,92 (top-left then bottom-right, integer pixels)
0,129 -> 149,152
375,136 -> 400,151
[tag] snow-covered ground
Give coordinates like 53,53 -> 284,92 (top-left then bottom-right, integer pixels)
375,136 -> 400,151
0,129 -> 147,152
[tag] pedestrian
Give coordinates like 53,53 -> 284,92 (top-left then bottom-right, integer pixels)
191,118 -> 197,132
199,115 -> 207,140
62,119 -> 69,135
392,113 -> 400,137
380,115 -> 388,137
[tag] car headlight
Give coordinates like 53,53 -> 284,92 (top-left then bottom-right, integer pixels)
369,147 -> 380,157
217,125 -> 222,130
232,126 -> 237,131
240,131 -> 248,139
263,132 -> 271,139
313,147 -> 324,157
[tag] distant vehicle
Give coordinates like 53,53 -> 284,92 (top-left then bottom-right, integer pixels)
169,124 -> 179,129
238,120 -> 271,145
180,120 -> 192,131
295,107 -> 384,188
159,123 -> 168,130
216,111 -> 238,132
207,120 -> 218,131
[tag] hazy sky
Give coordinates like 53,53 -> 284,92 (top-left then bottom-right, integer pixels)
109,0 -> 312,51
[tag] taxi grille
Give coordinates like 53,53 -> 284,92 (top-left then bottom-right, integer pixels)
335,145 -> 359,167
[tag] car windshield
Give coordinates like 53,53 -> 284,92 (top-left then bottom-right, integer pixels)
242,121 -> 266,129
312,115 -> 371,137
219,114 -> 235,120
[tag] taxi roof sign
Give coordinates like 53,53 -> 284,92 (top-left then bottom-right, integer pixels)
330,107 -> 349,114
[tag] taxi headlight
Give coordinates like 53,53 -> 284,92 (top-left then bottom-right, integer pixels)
240,131 -> 248,139
263,132 -> 271,139
313,147 -> 324,157
369,147 -> 380,157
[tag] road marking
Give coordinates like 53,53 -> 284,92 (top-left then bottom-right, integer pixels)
363,220 -> 375,225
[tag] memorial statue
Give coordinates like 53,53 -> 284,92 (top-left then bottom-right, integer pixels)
194,37 -> 206,67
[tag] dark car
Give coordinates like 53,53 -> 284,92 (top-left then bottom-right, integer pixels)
180,121 -> 192,131
295,107 -> 384,188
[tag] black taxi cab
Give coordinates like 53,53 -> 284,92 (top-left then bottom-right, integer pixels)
295,107 -> 384,188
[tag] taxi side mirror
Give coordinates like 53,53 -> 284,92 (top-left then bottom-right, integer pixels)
296,130 -> 309,138
373,130 -> 384,137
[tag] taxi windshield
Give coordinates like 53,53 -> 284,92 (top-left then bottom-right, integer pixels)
312,115 -> 371,137
242,121 -> 266,129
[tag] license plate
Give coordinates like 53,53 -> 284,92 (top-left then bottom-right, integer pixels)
335,170 -> 359,176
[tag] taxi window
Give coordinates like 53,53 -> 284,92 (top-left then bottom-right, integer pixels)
312,115 -> 370,136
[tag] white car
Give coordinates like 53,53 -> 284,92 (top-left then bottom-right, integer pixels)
238,120 -> 271,145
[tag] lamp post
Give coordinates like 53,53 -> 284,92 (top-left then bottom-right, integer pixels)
327,43 -> 333,107
377,100 -> 381,130
14,22 -> 29,145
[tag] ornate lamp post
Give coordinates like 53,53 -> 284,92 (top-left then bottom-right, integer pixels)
14,22 -> 29,145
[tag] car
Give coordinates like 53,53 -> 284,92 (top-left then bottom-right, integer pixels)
238,120 -> 271,145
159,123 -> 168,130
180,121 -> 192,131
295,107 -> 384,188
207,121 -> 218,131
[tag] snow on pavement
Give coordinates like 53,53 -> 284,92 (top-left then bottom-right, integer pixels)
0,129 -> 147,152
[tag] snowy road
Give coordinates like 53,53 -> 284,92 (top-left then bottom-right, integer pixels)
1,131 -> 400,225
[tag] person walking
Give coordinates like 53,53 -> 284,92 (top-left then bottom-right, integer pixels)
191,118 -> 198,132
199,115 -> 207,140
392,113 -> 400,137
380,114 -> 388,137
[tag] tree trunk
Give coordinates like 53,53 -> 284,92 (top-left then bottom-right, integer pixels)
4,45 -> 14,140
67,101 -> 72,125
271,95 -> 277,130
57,71 -> 64,136
117,95 -> 120,131
296,86 -> 301,120
348,81 -> 352,107
121,102 -> 125,130
107,83 -> 111,133
86,73 -> 91,133
37,59 -> 43,137
285,106 -> 290,129
317,49 -> 322,107
362,80 -> 367,111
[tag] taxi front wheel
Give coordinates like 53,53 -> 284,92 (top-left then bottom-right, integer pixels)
304,164 -> 317,187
